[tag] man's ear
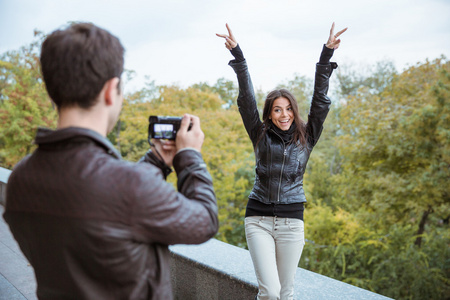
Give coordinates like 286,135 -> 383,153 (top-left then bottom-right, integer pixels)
104,77 -> 120,106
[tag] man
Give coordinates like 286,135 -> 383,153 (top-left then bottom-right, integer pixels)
3,22 -> 218,299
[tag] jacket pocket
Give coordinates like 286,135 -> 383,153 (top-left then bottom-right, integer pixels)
288,146 -> 306,180
255,158 -> 267,183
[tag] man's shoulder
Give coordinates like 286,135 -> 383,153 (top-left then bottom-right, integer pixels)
7,154 -> 32,182
9,149 -> 165,191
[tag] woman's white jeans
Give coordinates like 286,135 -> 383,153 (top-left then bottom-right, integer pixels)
245,216 -> 305,300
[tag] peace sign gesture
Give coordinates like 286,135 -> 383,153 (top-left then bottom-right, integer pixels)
216,23 -> 238,50
326,22 -> 348,50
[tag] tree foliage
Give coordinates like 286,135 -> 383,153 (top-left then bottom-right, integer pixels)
306,57 -> 450,299
336,58 -> 449,235
0,34 -> 57,168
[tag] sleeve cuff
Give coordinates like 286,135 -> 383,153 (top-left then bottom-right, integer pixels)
176,148 -> 201,155
319,44 -> 334,64
173,149 -> 205,175
229,44 -> 245,63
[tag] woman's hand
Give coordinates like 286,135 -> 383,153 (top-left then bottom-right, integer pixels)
326,22 -> 348,50
216,23 -> 238,50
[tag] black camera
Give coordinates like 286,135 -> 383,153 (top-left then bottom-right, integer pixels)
148,116 -> 190,140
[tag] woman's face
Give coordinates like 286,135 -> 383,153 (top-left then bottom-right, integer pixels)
269,97 -> 294,131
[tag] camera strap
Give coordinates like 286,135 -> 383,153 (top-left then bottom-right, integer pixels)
146,138 -> 173,179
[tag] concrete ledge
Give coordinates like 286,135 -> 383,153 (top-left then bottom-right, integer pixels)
0,167 -> 11,206
170,239 -> 258,300
170,239 -> 393,300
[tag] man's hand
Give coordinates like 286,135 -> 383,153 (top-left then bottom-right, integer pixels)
176,114 -> 204,152
151,139 -> 176,167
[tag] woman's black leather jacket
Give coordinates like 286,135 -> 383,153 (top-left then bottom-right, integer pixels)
229,59 -> 336,204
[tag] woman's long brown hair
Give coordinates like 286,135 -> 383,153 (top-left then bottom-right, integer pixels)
259,89 -> 307,147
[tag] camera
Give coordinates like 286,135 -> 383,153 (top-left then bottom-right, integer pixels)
148,116 -> 191,140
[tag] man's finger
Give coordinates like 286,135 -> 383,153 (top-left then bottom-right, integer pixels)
178,114 -> 191,135
330,22 -> 335,36
189,115 -> 200,131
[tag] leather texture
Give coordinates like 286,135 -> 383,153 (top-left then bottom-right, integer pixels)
4,127 -> 218,300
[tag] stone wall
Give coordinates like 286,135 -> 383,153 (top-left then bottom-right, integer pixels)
0,167 -> 11,206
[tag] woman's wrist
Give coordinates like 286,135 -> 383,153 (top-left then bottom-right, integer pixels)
319,44 -> 334,64
230,44 -> 245,63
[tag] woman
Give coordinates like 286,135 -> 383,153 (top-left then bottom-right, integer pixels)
216,23 -> 347,300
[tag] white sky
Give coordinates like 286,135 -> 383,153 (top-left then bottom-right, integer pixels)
1,0 -> 449,94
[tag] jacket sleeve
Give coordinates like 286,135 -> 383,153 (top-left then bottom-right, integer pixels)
130,149 -> 218,245
306,62 -> 337,147
139,150 -> 172,179
229,59 -> 262,146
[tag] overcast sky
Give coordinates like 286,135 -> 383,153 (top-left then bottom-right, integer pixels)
1,0 -> 449,93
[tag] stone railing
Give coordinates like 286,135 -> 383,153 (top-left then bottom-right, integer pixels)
0,166 -> 392,299
170,239 -> 392,300
0,167 -> 11,206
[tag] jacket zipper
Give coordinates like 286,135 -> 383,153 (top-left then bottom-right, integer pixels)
277,147 -> 287,202
271,129 -> 287,203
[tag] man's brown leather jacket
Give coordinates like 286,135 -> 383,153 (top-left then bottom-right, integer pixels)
3,127 -> 218,299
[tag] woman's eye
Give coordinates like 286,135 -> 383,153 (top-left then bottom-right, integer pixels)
288,107 -> 292,111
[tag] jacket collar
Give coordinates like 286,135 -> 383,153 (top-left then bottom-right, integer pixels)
268,120 -> 296,144
34,127 -> 122,159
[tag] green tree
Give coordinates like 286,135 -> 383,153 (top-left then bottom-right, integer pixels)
329,57 -> 450,299
193,78 -> 238,108
334,60 -> 397,97
336,58 -> 449,235
0,32 -> 57,168
301,206 -> 449,299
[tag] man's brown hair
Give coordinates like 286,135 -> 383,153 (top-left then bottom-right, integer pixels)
40,22 -> 124,109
